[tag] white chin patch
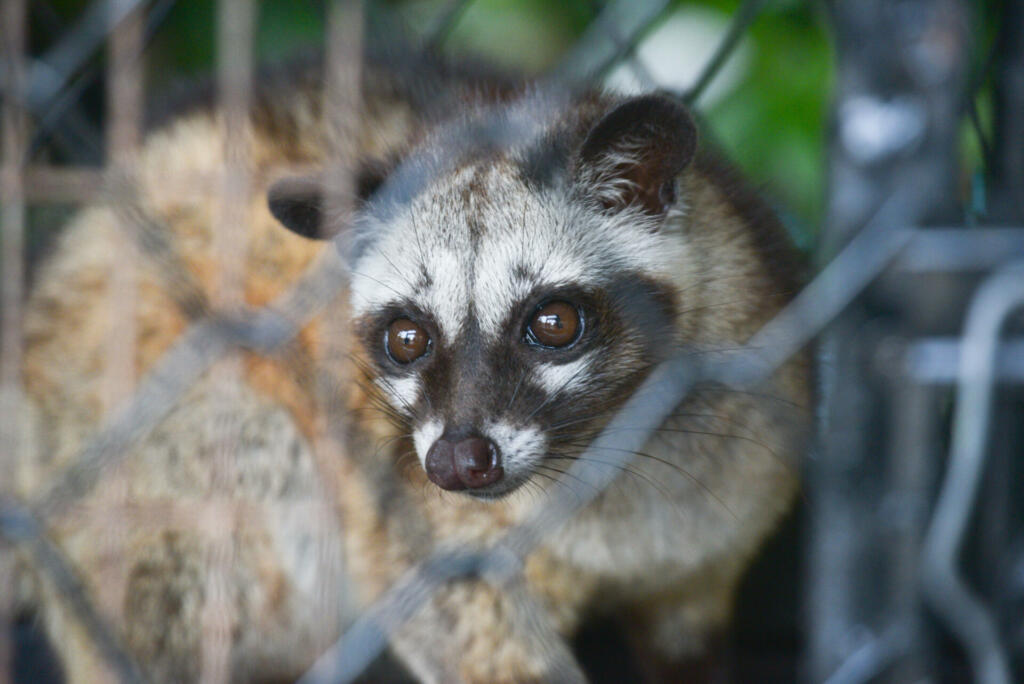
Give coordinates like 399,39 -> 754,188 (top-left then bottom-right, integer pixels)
484,421 -> 546,478
412,419 -> 444,467
533,352 -> 595,396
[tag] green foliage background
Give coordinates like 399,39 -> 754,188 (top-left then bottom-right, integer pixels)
39,0 -> 834,242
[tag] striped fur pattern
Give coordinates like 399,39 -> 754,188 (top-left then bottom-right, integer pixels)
19,51 -> 810,683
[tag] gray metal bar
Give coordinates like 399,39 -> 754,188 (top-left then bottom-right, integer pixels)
549,0 -> 670,84
0,504 -> 146,684
921,263 -> 1024,684
23,0 -> 150,111
312,0 -> 365,659
807,1 -> 971,681
683,0 -> 765,105
1,0 -> 27,453
897,227 -> 1024,272
0,4 -> 27,681
198,1 -> 255,681
908,338 -> 1024,383
103,0 -> 144,411
28,0 -> 178,162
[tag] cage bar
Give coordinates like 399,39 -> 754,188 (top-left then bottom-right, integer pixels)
4,2 -> 1024,683
1,5 -> 27,682
808,0 -> 971,681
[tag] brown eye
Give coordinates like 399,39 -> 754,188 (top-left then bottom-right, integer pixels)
526,301 -> 581,348
386,319 -> 430,364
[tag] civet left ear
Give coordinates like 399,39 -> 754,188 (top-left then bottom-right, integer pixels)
267,174 -> 325,239
267,159 -> 392,239
575,94 -> 697,216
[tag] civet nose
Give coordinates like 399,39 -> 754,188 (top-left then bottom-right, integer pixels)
453,437 -> 504,488
424,435 -> 503,490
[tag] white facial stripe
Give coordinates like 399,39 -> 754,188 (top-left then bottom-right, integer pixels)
413,419 -> 444,467
469,175 -> 681,338
472,194 -> 591,337
350,231 -> 418,315
473,246 -> 592,338
485,421 -> 545,475
533,352 -> 596,396
375,375 -> 421,414
350,163 -> 686,349
423,248 -> 468,336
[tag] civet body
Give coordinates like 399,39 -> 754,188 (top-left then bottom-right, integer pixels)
19,53 -> 810,683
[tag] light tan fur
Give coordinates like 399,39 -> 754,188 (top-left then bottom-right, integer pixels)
18,57 -> 810,683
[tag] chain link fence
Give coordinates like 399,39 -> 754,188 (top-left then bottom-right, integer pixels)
1,0 -> 1023,682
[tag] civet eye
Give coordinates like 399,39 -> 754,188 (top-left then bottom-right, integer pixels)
386,319 -> 430,364
525,301 -> 582,348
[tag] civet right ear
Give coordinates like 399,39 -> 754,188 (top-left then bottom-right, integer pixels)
267,159 -> 392,240
575,94 -> 697,216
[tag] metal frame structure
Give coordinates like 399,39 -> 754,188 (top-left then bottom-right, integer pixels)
1,1 -> 1022,682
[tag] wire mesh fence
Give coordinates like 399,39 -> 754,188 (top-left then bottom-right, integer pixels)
1,0 -> 1022,683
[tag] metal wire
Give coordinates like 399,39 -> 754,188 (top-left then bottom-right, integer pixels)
549,0 -> 671,84
921,262 -> 1024,684
682,0 -> 765,105
0,3 -> 27,682
0,505 -> 146,684
25,0 -> 149,108
295,189 -> 949,684
908,338 -> 1024,384
2,1 -> 1023,683
27,0 -> 178,161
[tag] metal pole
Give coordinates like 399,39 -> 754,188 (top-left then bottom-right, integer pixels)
807,1 -> 970,681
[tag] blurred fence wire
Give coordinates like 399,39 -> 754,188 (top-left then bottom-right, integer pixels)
2,0 -> 1023,683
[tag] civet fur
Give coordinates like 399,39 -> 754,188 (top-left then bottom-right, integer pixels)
18,51 -> 811,683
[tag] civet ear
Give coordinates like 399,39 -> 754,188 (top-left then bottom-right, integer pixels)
575,94 -> 697,216
267,160 -> 391,239
267,174 -> 325,239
